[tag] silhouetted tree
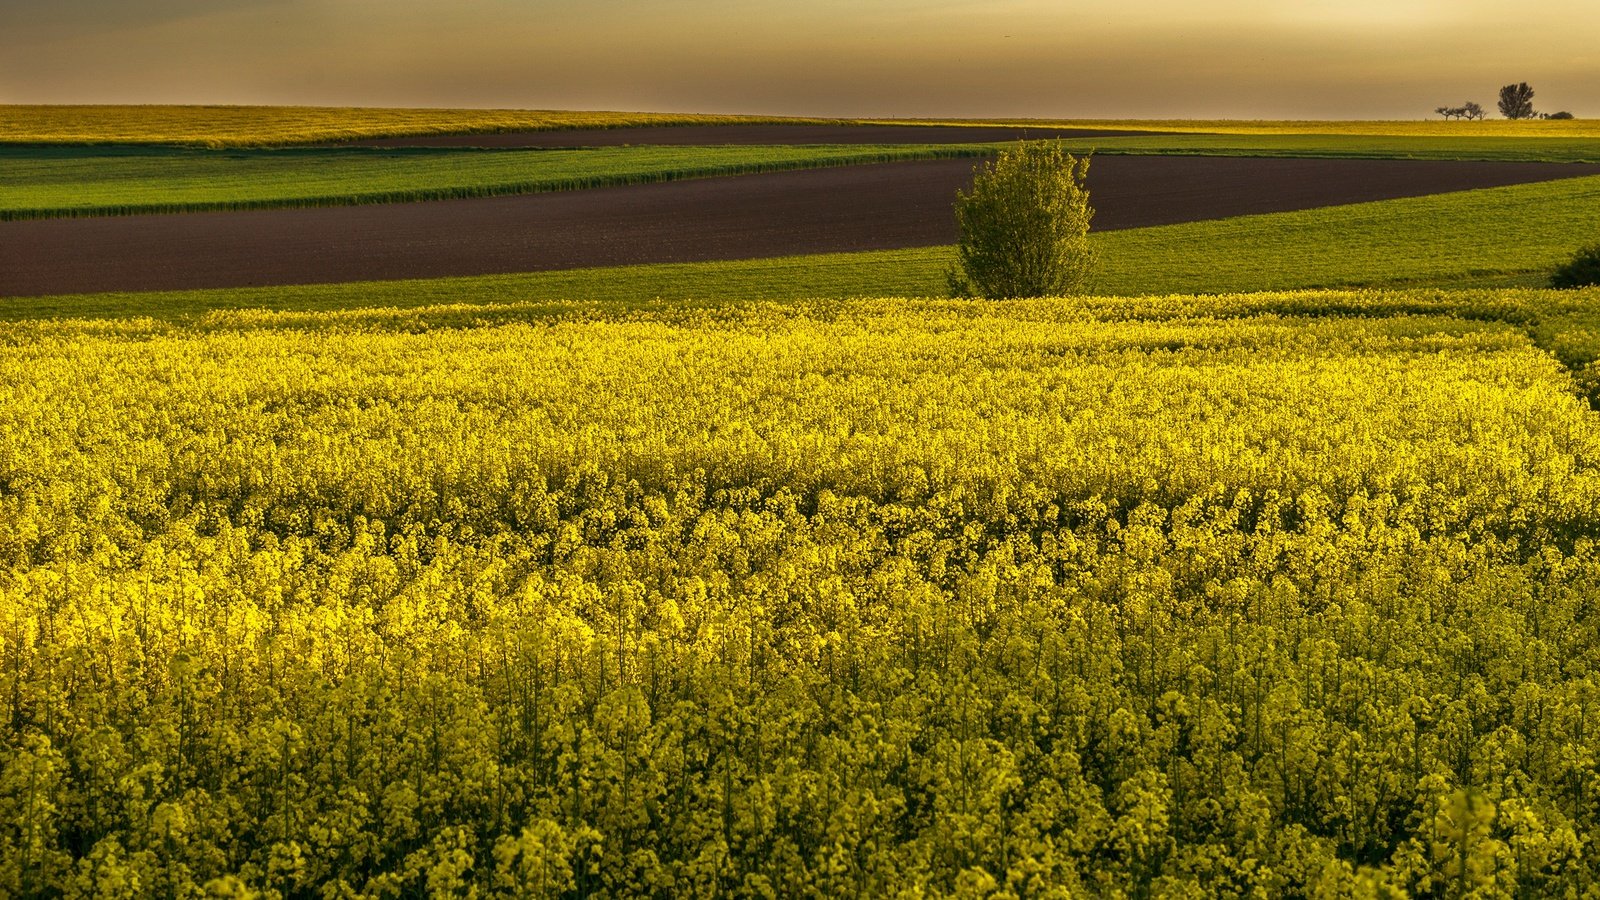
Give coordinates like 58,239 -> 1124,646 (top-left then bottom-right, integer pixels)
1498,83 -> 1537,119
1435,102 -> 1487,121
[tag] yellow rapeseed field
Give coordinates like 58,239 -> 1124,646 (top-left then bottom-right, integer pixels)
0,105 -> 836,147
4,293 -> 1600,894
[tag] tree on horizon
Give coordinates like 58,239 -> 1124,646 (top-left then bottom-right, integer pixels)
1498,83 -> 1537,119
1434,101 -> 1486,121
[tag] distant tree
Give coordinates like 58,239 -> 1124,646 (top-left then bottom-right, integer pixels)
949,141 -> 1096,299
1543,111 -> 1575,120
1435,103 -> 1485,121
1498,83 -> 1537,119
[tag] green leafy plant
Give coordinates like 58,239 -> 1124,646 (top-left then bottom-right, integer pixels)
949,140 -> 1096,298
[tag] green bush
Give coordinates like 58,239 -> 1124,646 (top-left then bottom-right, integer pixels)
950,141 -> 1096,298
1552,243 -> 1600,288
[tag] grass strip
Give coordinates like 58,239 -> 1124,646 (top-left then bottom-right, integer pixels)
0,144 -> 997,220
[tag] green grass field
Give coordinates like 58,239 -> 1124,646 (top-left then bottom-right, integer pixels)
0,144 -> 996,219
11,174 -> 1594,319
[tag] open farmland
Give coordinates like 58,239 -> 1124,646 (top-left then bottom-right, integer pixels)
6,290 -> 1600,895
0,173 -> 1593,325
5,127 -> 1597,223
5,156 -> 1598,296
6,102 -> 1600,896
0,144 -> 1002,220
7,106 -> 1600,298
6,169 -> 1600,319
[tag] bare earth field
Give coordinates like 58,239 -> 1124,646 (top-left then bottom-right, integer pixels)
342,123 -> 1164,147
3,156 -> 1597,296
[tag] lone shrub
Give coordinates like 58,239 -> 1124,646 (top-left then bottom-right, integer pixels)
1552,244 -> 1600,288
949,141 -> 1096,299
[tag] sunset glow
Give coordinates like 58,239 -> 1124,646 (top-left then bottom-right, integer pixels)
2,0 -> 1596,117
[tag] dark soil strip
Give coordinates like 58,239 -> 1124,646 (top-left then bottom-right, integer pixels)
343,124 -> 1166,148
4,156 -> 1597,297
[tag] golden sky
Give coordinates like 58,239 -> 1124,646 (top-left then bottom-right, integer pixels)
2,0 -> 1596,118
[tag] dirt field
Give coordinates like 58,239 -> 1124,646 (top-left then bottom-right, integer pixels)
342,124 -> 1164,148
4,156 -> 1597,296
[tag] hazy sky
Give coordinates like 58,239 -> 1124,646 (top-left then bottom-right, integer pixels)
2,0 -> 1596,118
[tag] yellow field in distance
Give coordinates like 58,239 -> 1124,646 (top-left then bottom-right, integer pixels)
5,104 -> 1597,147
0,105 -> 840,147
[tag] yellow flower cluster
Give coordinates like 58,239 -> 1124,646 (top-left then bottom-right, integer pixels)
2,295 -> 1600,896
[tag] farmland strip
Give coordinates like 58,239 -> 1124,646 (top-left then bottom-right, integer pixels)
3,155 -> 1597,296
